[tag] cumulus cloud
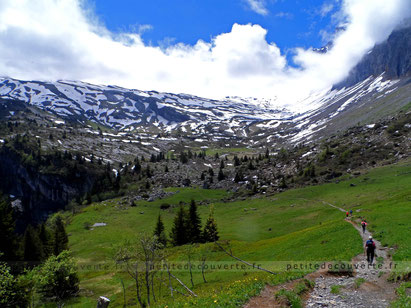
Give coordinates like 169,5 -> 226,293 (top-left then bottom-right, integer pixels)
244,0 -> 269,16
0,0 -> 410,108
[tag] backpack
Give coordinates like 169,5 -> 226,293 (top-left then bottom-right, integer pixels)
366,240 -> 375,250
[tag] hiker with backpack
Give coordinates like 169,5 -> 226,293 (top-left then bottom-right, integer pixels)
346,211 -> 349,218
365,236 -> 376,265
361,220 -> 367,233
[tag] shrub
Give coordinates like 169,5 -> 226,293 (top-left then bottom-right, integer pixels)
160,203 -> 171,210
35,251 -> 79,303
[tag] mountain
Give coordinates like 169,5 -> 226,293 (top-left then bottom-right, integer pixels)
0,25 -> 410,146
0,78 -> 291,134
335,24 -> 411,88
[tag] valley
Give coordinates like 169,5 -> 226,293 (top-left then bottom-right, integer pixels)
0,20 -> 410,308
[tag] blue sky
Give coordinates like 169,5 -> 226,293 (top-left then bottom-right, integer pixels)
93,0 -> 341,59
0,0 -> 409,105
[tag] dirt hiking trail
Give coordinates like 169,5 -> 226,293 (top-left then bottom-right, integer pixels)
244,202 -> 399,308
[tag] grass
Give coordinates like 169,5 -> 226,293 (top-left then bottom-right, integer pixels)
63,158 -> 411,307
354,278 -> 366,289
330,285 -> 342,294
390,282 -> 411,308
275,289 -> 302,308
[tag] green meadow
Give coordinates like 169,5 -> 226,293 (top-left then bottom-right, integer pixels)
64,159 -> 411,307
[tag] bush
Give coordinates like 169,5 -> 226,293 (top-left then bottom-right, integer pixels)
160,203 -> 171,210
35,251 -> 79,303
0,261 -> 30,307
390,282 -> 411,308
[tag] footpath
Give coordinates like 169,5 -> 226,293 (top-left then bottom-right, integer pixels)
245,202 -> 399,308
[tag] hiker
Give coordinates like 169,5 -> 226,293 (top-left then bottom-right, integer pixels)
346,211 -> 349,218
361,220 -> 367,233
365,236 -> 376,265
349,209 -> 353,216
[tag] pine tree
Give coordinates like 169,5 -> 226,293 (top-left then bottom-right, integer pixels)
39,223 -> 53,259
279,177 -> 287,189
233,155 -> 240,166
0,197 -> 18,261
187,200 -> 202,243
202,206 -> 219,243
153,214 -> 167,247
180,152 -> 188,164
134,159 -> 141,174
170,206 -> 188,246
23,225 -> 44,262
217,168 -> 225,181
234,171 -> 243,183
53,216 -> 68,255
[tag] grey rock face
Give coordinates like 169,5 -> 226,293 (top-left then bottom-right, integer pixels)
335,25 -> 411,89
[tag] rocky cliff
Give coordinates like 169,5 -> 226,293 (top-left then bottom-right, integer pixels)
0,145 -> 98,228
335,24 -> 411,88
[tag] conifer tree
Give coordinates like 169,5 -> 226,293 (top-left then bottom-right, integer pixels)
53,216 -> 68,255
170,206 -> 188,246
217,168 -> 225,181
23,225 -> 44,262
0,196 -> 18,261
202,206 -> 219,242
153,214 -> 167,247
134,159 -> 141,174
187,200 -> 202,243
234,170 -> 243,183
39,223 -> 53,259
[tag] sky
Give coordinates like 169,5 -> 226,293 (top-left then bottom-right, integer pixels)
0,0 -> 410,107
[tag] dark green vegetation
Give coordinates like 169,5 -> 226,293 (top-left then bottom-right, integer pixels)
275,279 -> 315,307
55,158 -> 411,307
0,103 -> 409,307
390,282 -> 411,308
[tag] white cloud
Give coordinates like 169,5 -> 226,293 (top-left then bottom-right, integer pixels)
0,0 -> 410,109
320,2 -> 335,17
244,0 -> 269,16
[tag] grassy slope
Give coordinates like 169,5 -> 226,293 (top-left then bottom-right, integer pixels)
65,159 -> 411,307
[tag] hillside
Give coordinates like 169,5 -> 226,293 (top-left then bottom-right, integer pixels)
61,158 -> 411,307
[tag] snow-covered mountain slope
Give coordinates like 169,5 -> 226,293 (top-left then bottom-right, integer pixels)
0,74 -> 408,146
245,74 -> 410,146
0,77 -> 292,134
